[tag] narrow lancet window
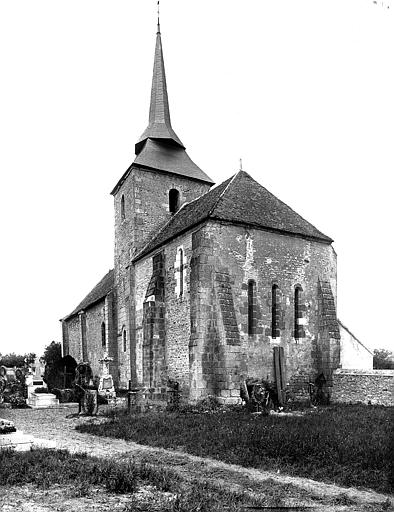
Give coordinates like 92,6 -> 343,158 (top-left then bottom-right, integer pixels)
101,322 -> 106,347
248,280 -> 256,336
179,248 -> 184,297
294,286 -> 304,340
121,195 -> 125,221
123,328 -> 127,352
272,284 -> 279,338
169,189 -> 180,213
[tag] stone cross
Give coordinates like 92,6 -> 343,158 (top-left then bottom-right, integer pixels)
98,352 -> 113,377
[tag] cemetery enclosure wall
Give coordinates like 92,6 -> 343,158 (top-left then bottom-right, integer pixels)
332,369 -> 394,406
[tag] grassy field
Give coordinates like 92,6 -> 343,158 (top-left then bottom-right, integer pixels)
77,404 -> 393,493
0,448 -> 311,511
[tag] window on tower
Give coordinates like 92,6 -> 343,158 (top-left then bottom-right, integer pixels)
169,189 -> 180,213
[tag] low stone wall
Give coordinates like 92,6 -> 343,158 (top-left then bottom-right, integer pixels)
331,369 -> 394,406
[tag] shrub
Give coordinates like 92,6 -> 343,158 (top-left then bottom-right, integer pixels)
34,387 -> 49,394
7,395 -> 28,408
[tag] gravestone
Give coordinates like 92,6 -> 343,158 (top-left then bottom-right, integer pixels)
25,373 -> 59,408
98,352 -> 116,403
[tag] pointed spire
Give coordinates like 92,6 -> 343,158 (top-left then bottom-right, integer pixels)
135,10 -> 184,155
157,0 -> 160,35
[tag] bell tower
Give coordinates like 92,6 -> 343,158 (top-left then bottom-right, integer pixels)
110,17 -> 214,387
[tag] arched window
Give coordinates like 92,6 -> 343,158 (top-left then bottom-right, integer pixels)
271,284 -> 280,338
248,280 -> 256,336
121,194 -> 125,221
123,328 -> 127,352
169,189 -> 180,214
179,248 -> 184,296
294,285 -> 304,340
101,322 -> 106,347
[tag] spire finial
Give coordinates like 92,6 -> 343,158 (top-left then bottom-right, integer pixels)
239,158 -> 243,171
157,1 -> 160,34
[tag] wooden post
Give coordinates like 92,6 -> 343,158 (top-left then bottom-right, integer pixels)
279,346 -> 286,404
127,379 -> 132,412
273,347 -> 282,405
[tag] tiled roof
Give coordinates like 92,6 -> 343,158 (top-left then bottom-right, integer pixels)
62,269 -> 114,321
134,171 -> 332,261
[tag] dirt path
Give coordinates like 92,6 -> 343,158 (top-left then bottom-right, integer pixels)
1,406 -> 392,512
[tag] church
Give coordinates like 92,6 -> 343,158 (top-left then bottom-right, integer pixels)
61,18 -> 371,403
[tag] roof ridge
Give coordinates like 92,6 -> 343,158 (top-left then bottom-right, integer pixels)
62,269 -> 114,321
213,171 -> 332,243
207,171 -> 239,217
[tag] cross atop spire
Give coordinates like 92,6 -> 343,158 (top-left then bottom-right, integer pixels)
135,9 -> 184,155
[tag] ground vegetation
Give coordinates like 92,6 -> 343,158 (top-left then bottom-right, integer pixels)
77,404 -> 393,493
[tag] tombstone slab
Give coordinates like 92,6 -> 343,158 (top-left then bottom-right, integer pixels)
0,431 -> 35,451
28,393 -> 59,408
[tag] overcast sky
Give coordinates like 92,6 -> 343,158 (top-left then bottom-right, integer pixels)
0,0 -> 392,358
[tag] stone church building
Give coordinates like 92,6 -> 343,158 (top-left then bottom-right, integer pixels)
61,21 -> 371,403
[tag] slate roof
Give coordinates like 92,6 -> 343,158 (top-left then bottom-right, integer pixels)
62,269 -> 114,321
135,27 -> 184,154
111,25 -> 214,196
134,171 -> 333,261
134,139 -> 214,184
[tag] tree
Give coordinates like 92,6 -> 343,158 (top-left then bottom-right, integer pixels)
0,352 -> 36,368
42,341 -> 63,390
373,349 -> 394,369
42,341 -> 62,365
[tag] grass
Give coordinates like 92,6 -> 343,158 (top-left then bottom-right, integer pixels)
76,404 -> 394,493
0,449 -> 284,511
0,449 -> 139,493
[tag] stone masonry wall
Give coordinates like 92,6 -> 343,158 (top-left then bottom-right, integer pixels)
190,221 -> 337,403
134,258 -> 152,385
331,369 -> 394,406
163,233 -> 192,393
142,252 -> 166,391
64,316 -> 81,362
134,232 -> 193,395
84,301 -> 108,380
113,165 -> 211,388
63,293 -> 117,384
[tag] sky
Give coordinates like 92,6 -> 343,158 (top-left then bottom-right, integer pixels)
0,0 -> 392,358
